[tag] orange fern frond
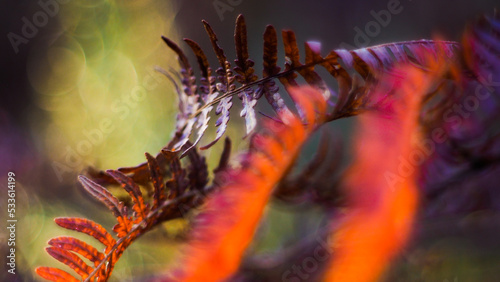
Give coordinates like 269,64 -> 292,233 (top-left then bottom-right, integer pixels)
323,60 -> 445,282
36,146 -> 218,282
171,87 -> 327,282
36,267 -> 80,282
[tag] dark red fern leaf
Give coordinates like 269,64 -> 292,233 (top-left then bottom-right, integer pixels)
234,15 -> 257,85
86,150 -> 173,187
203,20 -> 229,70
163,149 -> 188,199
259,25 -> 291,116
282,30 -> 330,99
262,25 -> 280,77
185,144 -> 209,191
184,39 -> 211,85
78,175 -> 124,218
418,10 -> 500,216
304,41 -> 331,95
234,15 -> 259,136
145,152 -> 166,210
106,170 -> 148,221
161,36 -> 196,97
195,19 -> 237,150
38,144 -> 220,282
161,14 -> 459,154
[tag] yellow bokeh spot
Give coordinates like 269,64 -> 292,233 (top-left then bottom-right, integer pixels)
32,1 -> 180,172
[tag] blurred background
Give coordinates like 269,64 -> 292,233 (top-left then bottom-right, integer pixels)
1,0 -> 499,281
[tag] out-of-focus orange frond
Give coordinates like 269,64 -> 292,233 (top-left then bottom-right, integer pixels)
323,61 -> 444,282
172,87 -> 326,282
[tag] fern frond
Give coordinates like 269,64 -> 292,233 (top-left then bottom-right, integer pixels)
323,57 -> 446,281
171,87 -> 327,282
462,9 -> 500,82
36,267 -> 80,282
161,14 -> 460,154
48,237 -> 105,264
420,10 -> 500,216
36,146 -> 225,282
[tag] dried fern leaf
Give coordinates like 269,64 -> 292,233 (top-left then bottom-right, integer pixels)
106,170 -> 149,220
145,152 -> 166,210
38,146 -> 216,282
162,14 -> 459,152
78,175 -> 124,218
